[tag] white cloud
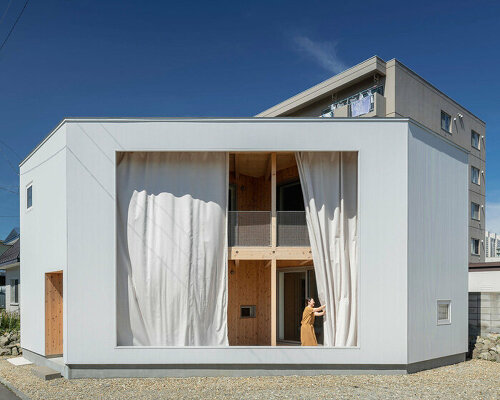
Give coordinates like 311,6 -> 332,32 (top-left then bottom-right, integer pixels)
486,201 -> 500,234
293,36 -> 347,74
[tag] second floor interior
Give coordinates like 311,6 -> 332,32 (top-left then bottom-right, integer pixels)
228,152 -> 309,249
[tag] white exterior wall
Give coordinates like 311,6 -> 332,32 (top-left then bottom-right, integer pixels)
5,264 -> 20,313
20,118 -> 466,368
407,124 -> 469,364
469,271 -> 500,292
60,118 -> 409,366
19,125 -> 68,356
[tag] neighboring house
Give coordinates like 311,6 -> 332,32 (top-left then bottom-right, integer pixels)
20,117 -> 468,378
258,56 -> 486,263
485,230 -> 500,260
0,237 -> 20,313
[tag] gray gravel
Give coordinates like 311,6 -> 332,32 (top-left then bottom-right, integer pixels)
0,358 -> 498,399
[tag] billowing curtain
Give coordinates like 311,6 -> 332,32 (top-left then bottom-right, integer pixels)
116,152 -> 228,346
296,152 -> 358,347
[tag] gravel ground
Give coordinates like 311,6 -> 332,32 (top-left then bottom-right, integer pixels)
0,358 -> 498,400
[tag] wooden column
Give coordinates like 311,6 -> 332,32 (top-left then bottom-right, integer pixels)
270,152 -> 277,346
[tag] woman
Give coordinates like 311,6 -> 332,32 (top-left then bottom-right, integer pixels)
300,297 -> 326,346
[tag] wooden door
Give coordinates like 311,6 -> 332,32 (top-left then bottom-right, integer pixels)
283,271 -> 305,341
45,272 -> 63,356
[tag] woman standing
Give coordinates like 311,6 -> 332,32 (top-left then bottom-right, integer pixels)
300,298 -> 326,346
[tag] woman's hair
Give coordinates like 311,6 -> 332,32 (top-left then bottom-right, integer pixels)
305,297 -> 314,306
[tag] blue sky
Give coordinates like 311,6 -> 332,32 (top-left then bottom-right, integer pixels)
0,0 -> 499,239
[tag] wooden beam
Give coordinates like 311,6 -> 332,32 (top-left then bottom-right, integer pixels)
271,258 -> 277,346
228,247 -> 312,260
235,154 -> 240,180
271,153 -> 276,248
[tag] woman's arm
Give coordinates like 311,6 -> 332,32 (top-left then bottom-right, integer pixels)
312,304 -> 326,312
314,310 -> 325,316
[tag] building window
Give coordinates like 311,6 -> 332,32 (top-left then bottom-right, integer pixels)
471,202 -> 480,221
26,184 -> 33,210
471,166 -> 480,185
437,300 -> 451,325
471,238 -> 480,256
471,130 -> 480,150
10,279 -> 19,303
441,111 -> 451,133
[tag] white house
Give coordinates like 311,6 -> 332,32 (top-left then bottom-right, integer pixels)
0,232 -> 20,313
20,118 -> 468,378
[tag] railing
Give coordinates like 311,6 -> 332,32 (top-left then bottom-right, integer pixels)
320,85 -> 384,117
228,211 -> 271,247
228,211 -> 310,247
277,211 -> 310,246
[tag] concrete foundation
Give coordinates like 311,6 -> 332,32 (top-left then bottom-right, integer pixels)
22,348 -> 465,379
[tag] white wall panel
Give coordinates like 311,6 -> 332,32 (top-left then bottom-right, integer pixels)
407,123 -> 468,363
20,125 -> 67,356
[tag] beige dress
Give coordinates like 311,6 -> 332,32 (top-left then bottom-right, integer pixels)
300,306 -> 317,346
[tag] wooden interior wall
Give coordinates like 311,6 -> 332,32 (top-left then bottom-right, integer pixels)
230,173 -> 271,211
45,272 -> 63,356
277,165 -> 299,185
228,260 -> 270,345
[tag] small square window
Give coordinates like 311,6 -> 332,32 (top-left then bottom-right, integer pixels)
240,305 -> 256,318
437,300 -> 451,325
26,184 -> 33,210
471,202 -> 480,221
471,167 -> 480,185
471,130 -> 480,150
471,238 -> 480,256
441,111 -> 451,133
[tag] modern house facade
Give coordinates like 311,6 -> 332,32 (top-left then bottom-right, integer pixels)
258,56 -> 486,263
20,118 -> 468,378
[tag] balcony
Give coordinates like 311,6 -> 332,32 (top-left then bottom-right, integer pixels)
228,211 -> 309,247
320,85 -> 386,118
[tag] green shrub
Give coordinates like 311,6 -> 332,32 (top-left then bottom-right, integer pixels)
0,310 -> 20,333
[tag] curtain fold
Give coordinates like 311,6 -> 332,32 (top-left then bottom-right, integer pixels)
117,152 -> 228,346
296,152 -> 358,347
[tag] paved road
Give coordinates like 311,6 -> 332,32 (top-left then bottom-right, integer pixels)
0,383 -> 20,400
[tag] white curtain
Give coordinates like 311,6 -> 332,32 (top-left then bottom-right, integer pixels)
116,152 -> 228,346
296,152 -> 358,347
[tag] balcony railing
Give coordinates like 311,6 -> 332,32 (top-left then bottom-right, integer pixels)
228,211 -> 271,247
228,211 -> 310,247
277,211 -> 310,247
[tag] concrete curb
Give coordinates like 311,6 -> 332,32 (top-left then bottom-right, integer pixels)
0,376 -> 31,400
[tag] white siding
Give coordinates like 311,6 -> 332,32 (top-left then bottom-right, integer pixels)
407,123 -> 469,363
20,124 -> 67,356
5,265 -> 20,313
61,119 -> 409,366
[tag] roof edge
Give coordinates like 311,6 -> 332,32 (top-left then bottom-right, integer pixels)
20,116 -> 467,167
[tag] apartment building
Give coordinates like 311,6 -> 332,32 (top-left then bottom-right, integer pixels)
485,230 -> 500,259
258,56 -> 486,263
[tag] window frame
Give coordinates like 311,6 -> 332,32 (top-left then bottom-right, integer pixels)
26,182 -> 33,211
471,238 -> 480,256
471,130 -> 480,150
471,166 -> 480,186
10,279 -> 19,304
471,202 -> 481,221
441,110 -> 452,133
437,300 -> 451,325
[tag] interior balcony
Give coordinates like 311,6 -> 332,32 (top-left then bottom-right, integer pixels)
227,152 -> 312,261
